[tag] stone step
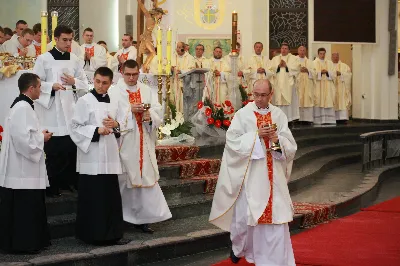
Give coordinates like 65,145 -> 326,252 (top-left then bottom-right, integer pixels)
4,164 -> 400,265
47,194 -> 214,239
46,179 -> 208,217
156,145 -> 200,164
296,133 -> 360,149
160,158 -> 221,179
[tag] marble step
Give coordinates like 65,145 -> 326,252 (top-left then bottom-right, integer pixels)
4,163 -> 400,266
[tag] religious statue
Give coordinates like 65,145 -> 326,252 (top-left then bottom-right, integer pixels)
137,0 -> 166,73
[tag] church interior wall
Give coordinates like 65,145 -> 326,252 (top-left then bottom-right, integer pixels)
0,0 -> 42,29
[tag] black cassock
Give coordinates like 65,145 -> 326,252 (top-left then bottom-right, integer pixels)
75,90 -> 124,245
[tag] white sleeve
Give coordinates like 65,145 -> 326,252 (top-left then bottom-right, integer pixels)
251,137 -> 266,159
70,98 -> 97,153
33,55 -> 54,109
73,55 -> 89,96
10,106 -> 44,163
90,46 -> 107,70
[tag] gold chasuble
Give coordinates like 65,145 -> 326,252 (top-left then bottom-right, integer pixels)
313,59 -> 335,108
269,54 -> 297,106
295,57 -> 315,108
333,61 -> 352,111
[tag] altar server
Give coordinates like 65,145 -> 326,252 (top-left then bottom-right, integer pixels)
0,73 -> 53,253
71,67 -> 128,245
210,79 -> 297,265
33,25 -> 89,197
79,28 -> 107,72
109,60 -> 172,233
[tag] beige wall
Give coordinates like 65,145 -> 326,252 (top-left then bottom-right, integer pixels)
331,44 -> 352,69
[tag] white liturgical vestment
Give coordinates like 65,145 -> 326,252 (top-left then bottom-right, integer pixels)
33,51 -> 89,136
295,56 -> 315,122
2,37 -> 36,57
0,101 -> 48,189
80,43 -> 107,72
171,52 -> 195,113
108,80 -> 172,224
333,61 -> 352,120
246,54 -> 273,93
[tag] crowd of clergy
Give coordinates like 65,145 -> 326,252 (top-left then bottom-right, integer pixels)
1,20 -> 352,126
0,24 -> 171,254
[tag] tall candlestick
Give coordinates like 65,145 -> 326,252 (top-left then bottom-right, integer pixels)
157,25 -> 163,75
232,10 -> 238,54
41,11 -> 48,54
166,27 -> 172,75
127,0 -> 131,15
51,11 -> 58,47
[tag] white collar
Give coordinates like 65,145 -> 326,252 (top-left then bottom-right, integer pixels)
83,43 -> 95,48
32,40 -> 41,46
55,46 -> 66,55
122,47 -> 131,53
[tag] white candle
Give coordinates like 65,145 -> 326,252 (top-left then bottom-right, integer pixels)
127,0 -> 131,15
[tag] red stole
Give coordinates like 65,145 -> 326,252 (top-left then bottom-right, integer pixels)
127,89 -> 144,176
85,46 -> 95,57
34,45 -> 41,57
254,111 -> 274,224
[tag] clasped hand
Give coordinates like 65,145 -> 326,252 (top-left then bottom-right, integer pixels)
279,60 -> 287,68
257,68 -> 265,74
258,124 -> 278,143
98,115 -> 118,136
301,67 -> 308,73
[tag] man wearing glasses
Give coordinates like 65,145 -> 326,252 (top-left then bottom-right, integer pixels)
109,59 -> 172,234
2,28 -> 36,57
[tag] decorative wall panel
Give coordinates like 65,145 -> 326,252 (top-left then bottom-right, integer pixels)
269,0 -> 308,50
48,0 -> 79,41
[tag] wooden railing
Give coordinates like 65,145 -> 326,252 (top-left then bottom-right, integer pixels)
360,130 -> 400,172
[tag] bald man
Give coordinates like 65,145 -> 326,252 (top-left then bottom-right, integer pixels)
170,41 -> 195,112
295,46 -> 315,123
210,79 -> 297,266
331,53 -> 352,122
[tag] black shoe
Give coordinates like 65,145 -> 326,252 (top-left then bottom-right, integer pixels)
46,191 -> 61,198
114,238 -> 132,245
134,224 -> 154,234
230,249 -> 241,264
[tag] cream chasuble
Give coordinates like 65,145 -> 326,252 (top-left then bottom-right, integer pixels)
79,43 -> 107,72
246,54 -> 273,93
194,56 -> 209,69
204,58 -> 231,105
333,61 -> 352,112
2,37 -> 36,58
171,53 -> 195,112
269,54 -> 297,106
295,56 -> 315,108
209,102 -> 296,231
108,80 -> 172,224
313,58 -> 335,108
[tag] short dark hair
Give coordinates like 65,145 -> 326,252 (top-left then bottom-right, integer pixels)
16,20 -> 28,27
3,27 -> 13,36
133,41 -> 137,44
214,46 -> 222,51
318,47 -> 326,53
54,25 -> 73,38
18,73 -> 40,93
21,28 -> 34,37
254,42 -> 263,48
94,67 -> 113,81
83,27 -> 94,34
196,44 -> 204,50
123,34 -> 133,41
281,42 -> 290,49
97,40 -> 107,46
122,60 -> 139,72
32,23 -> 41,34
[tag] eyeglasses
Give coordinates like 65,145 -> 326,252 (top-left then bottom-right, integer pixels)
124,73 -> 139,77
253,92 -> 272,98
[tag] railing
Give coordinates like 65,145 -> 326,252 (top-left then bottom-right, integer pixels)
360,130 -> 400,172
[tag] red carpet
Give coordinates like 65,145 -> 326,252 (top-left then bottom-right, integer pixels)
213,197 -> 400,266
361,196 -> 400,213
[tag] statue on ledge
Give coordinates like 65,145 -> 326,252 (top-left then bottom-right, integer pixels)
137,0 -> 166,73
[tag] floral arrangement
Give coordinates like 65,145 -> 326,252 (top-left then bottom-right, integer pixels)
159,103 -> 193,137
197,97 -> 235,131
0,125 -> 3,151
239,84 -> 254,107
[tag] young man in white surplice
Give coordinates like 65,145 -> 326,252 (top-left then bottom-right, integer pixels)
209,79 -> 297,266
79,27 -> 107,72
108,59 -> 172,234
71,67 -> 129,245
0,73 -> 53,254
33,25 -> 89,197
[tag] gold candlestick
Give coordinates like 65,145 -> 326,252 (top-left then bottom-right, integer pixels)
165,75 -> 171,124
157,75 -> 163,105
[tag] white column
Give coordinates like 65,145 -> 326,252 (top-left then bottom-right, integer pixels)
127,0 -> 131,15
41,0 -> 47,11
308,0 -> 314,59
352,0 -> 398,120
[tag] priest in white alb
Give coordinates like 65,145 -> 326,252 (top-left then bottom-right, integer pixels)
2,28 -> 36,57
79,27 -> 107,72
204,46 -> 231,105
109,60 -> 172,233
71,67 -> 128,245
331,53 -> 352,122
269,42 -> 299,122
114,34 -> 137,72
33,25 -> 89,197
295,46 -> 315,123
0,73 -> 53,253
209,79 -> 297,265
171,41 -> 195,112
193,43 -> 208,68
313,48 -> 336,124
246,42 -> 273,93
